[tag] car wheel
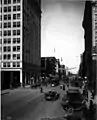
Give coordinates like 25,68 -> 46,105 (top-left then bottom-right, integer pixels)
82,100 -> 87,105
68,107 -> 74,114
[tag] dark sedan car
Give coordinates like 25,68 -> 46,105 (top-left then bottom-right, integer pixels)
61,90 -> 87,114
45,90 -> 60,101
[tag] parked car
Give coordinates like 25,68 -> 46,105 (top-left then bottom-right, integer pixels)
44,90 -> 60,101
61,90 -> 87,114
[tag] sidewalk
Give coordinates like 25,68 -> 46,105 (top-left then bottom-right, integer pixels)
1,85 -> 31,95
1,84 -> 52,96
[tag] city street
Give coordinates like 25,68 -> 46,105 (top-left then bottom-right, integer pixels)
1,85 -> 66,120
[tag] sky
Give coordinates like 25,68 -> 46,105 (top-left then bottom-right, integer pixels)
41,0 -> 85,74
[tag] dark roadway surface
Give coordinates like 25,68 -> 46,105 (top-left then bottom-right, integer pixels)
1,85 -> 66,120
1,83 -> 91,120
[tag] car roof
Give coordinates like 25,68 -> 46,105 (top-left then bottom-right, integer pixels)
67,89 -> 80,93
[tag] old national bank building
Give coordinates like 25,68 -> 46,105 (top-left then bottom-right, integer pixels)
0,0 -> 41,89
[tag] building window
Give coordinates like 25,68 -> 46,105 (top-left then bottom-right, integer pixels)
13,62 -> 16,67
0,54 -> 2,60
0,7 -> 2,12
8,6 -> 11,12
4,46 -> 7,52
17,13 -> 20,19
0,31 -> 1,36
0,23 -> 2,28
8,30 -> 11,36
13,30 -> 16,35
3,63 -> 6,67
17,54 -> 20,59
8,0 -> 11,4
13,54 -> 16,60
17,0 -> 20,3
17,62 -> 20,67
13,38 -> 17,43
17,46 -> 20,52
4,23 -> 7,28
17,21 -> 20,27
17,6 -> 20,11
0,39 -> 2,44
8,54 -> 11,60
13,14 -> 16,19
4,15 -> 7,20
4,38 -> 7,44
13,0 -> 16,4
0,46 -> 2,52
13,22 -> 16,27
17,38 -> 20,43
4,7 -> 7,12
8,22 -> 11,28
3,55 -> 7,60
8,38 -> 11,44
13,6 -> 16,11
0,15 -> 2,21
4,0 -> 7,4
13,46 -> 16,52
7,62 -> 10,67
17,29 -> 20,35
4,31 -> 7,36
8,14 -> 11,20
7,46 -> 11,52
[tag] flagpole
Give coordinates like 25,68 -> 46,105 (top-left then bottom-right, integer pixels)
54,48 -> 55,57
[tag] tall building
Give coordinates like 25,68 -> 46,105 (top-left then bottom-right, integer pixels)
82,0 -> 97,90
92,1 -> 97,91
92,1 -> 97,57
0,0 -> 41,89
41,57 -> 57,77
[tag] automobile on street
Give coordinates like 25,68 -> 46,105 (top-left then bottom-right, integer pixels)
61,89 -> 87,114
44,90 -> 60,101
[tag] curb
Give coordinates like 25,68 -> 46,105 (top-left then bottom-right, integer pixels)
1,90 -> 10,95
1,91 -> 10,95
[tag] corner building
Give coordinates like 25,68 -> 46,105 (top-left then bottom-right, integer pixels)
0,0 -> 41,89
82,1 -> 97,91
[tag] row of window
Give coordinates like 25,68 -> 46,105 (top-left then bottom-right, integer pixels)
4,21 -> 20,28
4,5 -> 20,12
3,38 -> 20,44
3,53 -> 20,60
3,62 -> 20,68
0,38 -> 21,44
3,46 -> 20,52
3,0 -> 20,5
4,13 -> 20,20
4,29 -> 20,36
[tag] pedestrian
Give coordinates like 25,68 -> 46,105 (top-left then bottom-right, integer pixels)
31,77 -> 34,84
40,86 -> 43,93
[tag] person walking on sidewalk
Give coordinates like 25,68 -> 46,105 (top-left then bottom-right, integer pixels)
40,86 -> 43,93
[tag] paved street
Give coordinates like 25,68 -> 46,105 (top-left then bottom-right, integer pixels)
1,85 -> 66,120
2,83 -> 93,120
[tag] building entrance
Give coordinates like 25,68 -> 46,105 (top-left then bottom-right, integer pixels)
1,71 -> 20,90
